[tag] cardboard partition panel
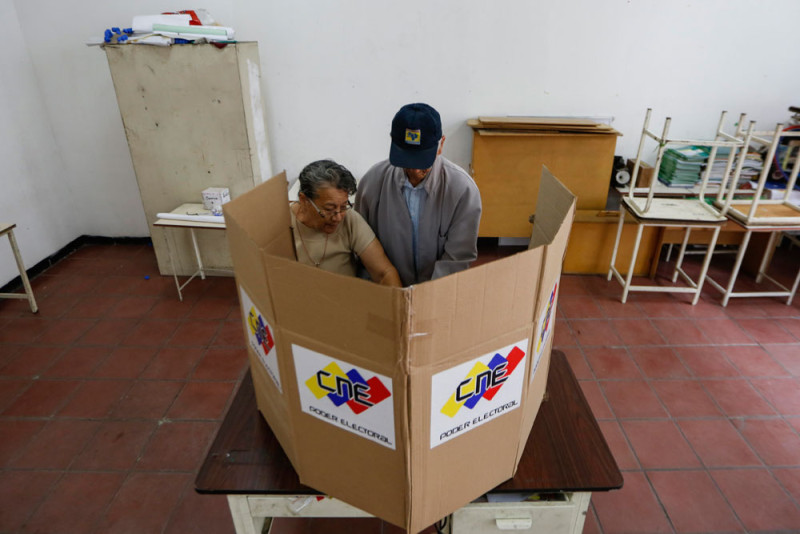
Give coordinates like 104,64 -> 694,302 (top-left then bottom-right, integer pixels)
223,167 -> 576,532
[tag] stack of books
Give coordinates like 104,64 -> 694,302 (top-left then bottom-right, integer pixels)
701,147 -> 763,187
658,146 -> 707,187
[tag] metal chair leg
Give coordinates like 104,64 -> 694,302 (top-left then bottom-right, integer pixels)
672,227 -> 692,283
607,207 -> 626,282
622,224 -> 645,304
721,230 -> 752,307
692,226 -> 721,305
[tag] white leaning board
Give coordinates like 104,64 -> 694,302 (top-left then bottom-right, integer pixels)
105,43 -> 269,276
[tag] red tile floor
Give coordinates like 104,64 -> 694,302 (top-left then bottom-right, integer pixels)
0,240 -> 799,533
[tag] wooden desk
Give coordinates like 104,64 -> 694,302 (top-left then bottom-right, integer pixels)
195,350 -> 622,533
153,203 -> 229,301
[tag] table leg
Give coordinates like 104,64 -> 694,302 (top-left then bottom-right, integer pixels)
649,228 -> 666,279
789,263 -> 800,306
570,493 -> 591,534
692,226 -> 721,305
671,227 -> 692,283
607,208 -> 626,281
755,231 -> 780,284
162,230 -> 184,302
621,223 -> 645,304
721,229 -> 752,307
6,229 -> 38,313
190,228 -> 206,280
227,495 -> 266,534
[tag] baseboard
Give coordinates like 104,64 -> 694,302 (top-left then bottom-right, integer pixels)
0,235 -> 152,294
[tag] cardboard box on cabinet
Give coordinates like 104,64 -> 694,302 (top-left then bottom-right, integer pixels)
223,166 -> 576,533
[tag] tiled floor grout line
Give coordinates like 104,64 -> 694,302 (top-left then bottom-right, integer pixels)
157,475 -> 198,534
640,469 -> 679,534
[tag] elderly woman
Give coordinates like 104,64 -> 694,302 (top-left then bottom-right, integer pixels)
291,160 -> 401,287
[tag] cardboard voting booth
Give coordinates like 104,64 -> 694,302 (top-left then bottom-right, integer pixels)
223,167 -> 576,532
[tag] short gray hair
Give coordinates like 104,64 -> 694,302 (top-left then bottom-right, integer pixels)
298,160 -> 357,199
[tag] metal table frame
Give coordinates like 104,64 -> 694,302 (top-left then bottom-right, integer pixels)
153,203 -> 230,301
705,223 -> 800,306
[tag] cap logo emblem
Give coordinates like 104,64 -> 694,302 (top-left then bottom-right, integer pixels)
405,129 -> 421,145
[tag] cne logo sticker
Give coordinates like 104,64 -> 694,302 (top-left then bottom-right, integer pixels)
248,309 -> 274,355
430,340 -> 527,448
240,286 -> 282,392
304,361 -> 392,415
405,128 -> 421,145
440,347 -> 525,417
293,344 -> 395,449
531,281 -> 558,382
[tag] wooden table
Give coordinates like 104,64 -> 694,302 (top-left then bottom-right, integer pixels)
195,350 -> 623,533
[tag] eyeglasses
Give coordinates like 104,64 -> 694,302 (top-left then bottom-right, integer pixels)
308,197 -> 353,218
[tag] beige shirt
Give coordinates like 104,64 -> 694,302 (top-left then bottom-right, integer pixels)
290,207 -> 376,277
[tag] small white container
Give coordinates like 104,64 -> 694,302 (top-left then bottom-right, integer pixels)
202,187 -> 231,215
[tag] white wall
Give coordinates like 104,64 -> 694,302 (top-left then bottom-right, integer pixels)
245,0 -> 800,178
0,0 -> 77,284
3,0 -> 799,285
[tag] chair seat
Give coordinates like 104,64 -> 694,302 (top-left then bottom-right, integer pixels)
0,223 -> 15,235
622,197 -> 727,224
713,199 -> 800,227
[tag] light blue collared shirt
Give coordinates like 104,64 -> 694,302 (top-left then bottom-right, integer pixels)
401,177 -> 427,274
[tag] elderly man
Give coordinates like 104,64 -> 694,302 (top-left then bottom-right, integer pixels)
355,103 -> 481,286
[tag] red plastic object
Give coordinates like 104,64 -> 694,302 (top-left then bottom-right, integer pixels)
161,10 -> 203,25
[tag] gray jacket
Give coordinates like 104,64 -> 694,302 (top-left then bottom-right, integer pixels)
355,157 -> 481,286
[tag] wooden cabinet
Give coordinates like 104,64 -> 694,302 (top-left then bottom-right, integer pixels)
469,119 -> 620,238
105,42 -> 271,275
564,210 -> 658,276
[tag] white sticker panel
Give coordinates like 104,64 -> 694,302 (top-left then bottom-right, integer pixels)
430,340 -> 528,449
239,286 -> 282,392
531,281 -> 558,383
293,344 -> 396,450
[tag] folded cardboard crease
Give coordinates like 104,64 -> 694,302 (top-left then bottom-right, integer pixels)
224,167 -> 576,532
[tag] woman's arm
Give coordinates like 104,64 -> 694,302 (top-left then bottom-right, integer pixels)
359,239 -> 402,287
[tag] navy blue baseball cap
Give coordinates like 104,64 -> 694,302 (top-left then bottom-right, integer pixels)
389,103 -> 442,169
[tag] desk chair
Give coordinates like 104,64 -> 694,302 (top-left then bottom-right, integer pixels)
705,122 -> 800,305
607,109 -> 752,305
0,223 -> 38,313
